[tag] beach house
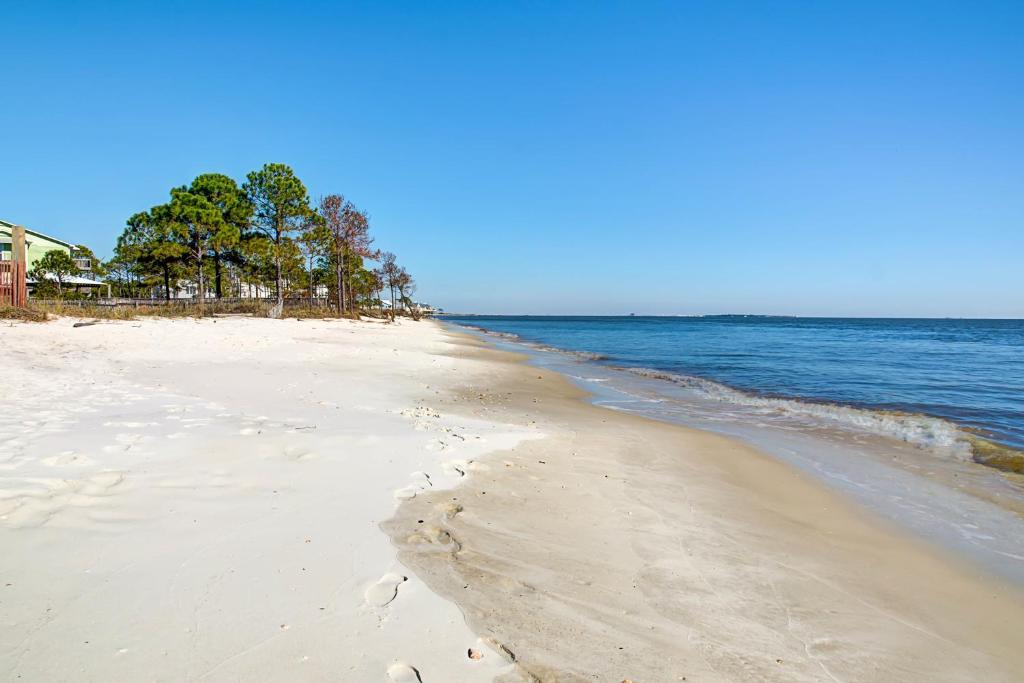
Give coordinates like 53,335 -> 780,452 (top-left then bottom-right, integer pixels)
0,219 -> 106,295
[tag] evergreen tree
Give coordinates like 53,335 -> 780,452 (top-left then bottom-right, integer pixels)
244,163 -> 314,310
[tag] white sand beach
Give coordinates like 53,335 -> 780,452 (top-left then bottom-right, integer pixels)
3,317 -> 1024,682
0,317 -> 534,681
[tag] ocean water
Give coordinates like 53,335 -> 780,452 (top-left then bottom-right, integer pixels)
443,315 -> 1024,452
442,315 -> 1024,582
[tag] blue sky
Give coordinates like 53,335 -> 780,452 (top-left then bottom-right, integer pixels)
2,1 -> 1022,316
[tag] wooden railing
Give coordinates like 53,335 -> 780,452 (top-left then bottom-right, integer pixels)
0,260 -> 27,307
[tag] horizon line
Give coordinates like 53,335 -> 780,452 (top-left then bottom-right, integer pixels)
437,313 -> 1024,321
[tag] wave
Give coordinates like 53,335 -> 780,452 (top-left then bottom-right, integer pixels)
623,367 -> 972,455
459,325 -> 608,361
451,321 -> 1024,473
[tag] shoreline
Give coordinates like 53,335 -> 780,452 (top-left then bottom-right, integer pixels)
387,323 -> 1024,681
444,320 -> 1024,474
447,320 -> 1024,585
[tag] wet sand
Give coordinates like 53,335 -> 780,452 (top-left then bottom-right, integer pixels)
385,327 -> 1024,682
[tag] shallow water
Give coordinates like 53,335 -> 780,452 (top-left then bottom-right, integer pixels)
443,318 -> 1024,586
442,315 -> 1024,451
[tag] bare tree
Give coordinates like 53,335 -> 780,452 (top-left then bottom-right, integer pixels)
339,203 -> 375,313
318,194 -> 348,314
319,194 -> 377,316
395,267 -> 419,320
380,252 -> 399,321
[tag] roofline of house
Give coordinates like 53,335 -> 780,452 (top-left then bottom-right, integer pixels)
0,219 -> 78,250
27,273 -> 106,286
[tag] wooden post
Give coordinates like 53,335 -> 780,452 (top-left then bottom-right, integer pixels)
11,225 -> 27,307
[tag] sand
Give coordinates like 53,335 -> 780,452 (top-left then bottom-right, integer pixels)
3,317 -> 1023,682
386,328 -> 1024,682
0,316 -> 534,681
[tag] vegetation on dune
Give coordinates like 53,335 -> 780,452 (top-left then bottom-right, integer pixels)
28,300 -> 272,320
0,306 -> 49,322
89,162 -> 422,319
24,299 -> 391,321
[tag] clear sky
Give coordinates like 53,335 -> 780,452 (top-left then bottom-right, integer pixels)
2,1 -> 1021,317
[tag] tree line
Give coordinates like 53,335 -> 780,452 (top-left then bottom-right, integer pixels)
101,163 -> 418,317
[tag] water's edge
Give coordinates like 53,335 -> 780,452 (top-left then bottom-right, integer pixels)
445,321 -> 1024,586
451,322 -> 1024,474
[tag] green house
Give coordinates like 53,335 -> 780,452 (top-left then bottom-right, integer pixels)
0,219 -> 84,266
1,218 -> 104,294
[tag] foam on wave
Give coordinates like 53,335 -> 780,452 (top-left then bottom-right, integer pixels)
462,326 -> 608,361
624,367 -> 972,456
452,322 -> 1019,467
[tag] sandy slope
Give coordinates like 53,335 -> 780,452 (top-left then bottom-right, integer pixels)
387,328 -> 1024,682
0,316 -> 535,682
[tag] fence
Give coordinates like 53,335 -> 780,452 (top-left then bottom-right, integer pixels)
30,296 -> 337,309
0,260 -> 28,307
26,296 -> 411,319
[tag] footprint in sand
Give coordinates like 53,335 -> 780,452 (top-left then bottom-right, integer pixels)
393,486 -> 419,500
79,471 -> 126,496
386,663 -> 422,682
0,470 -> 127,528
102,433 -> 148,454
406,525 -> 460,553
284,446 -> 316,462
441,460 -> 467,477
364,573 -> 408,607
41,451 -> 94,467
393,472 -> 432,500
437,501 -> 463,520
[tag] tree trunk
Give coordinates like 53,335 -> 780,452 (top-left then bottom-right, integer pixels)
401,289 -> 419,320
163,263 -> 171,301
309,254 -> 315,306
346,262 -> 355,314
214,252 -> 223,298
274,224 -> 284,307
341,254 -> 348,315
335,243 -> 343,314
197,252 -> 205,308
275,255 -> 283,305
345,255 -> 353,314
